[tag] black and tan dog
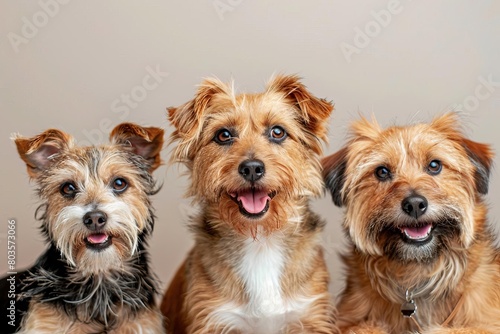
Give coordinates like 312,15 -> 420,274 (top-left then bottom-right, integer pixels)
323,112 -> 500,333
1,123 -> 165,333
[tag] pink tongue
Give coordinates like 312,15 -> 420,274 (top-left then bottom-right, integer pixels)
237,189 -> 270,214
402,224 -> 432,238
87,233 -> 108,244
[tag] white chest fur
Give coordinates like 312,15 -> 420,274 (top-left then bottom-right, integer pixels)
208,234 -> 315,333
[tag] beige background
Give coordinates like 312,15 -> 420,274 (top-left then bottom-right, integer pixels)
1,1 -> 500,299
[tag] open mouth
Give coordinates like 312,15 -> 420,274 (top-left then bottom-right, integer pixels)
399,223 -> 433,243
229,188 -> 274,218
84,233 -> 112,250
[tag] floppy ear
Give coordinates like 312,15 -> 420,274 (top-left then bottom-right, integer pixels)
322,146 -> 349,207
461,138 -> 494,195
110,123 -> 164,172
13,129 -> 73,179
267,75 -> 333,151
168,77 -> 231,163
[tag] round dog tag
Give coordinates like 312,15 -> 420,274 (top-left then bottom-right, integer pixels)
401,300 -> 417,318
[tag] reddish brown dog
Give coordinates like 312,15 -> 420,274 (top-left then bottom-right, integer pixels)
323,113 -> 500,333
161,75 -> 339,334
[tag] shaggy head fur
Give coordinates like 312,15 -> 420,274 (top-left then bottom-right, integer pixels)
162,75 -> 339,334
322,112 -> 500,333
9,123 -> 165,333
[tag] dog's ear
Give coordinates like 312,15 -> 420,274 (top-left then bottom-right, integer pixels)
349,115 -> 382,141
110,123 -> 164,172
168,78 -> 231,163
13,129 -> 73,179
267,75 -> 333,151
430,112 -> 462,136
461,138 -> 494,195
322,146 -> 349,207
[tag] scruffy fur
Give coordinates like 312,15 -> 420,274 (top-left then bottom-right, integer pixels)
322,113 -> 500,333
161,75 -> 339,333
1,123 -> 166,334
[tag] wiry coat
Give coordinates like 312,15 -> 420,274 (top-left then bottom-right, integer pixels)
322,113 -> 500,334
1,123 -> 165,334
161,75 -> 339,334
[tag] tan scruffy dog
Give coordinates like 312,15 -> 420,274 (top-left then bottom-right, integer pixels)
160,75 -> 339,334
322,112 -> 500,334
1,123 -> 165,334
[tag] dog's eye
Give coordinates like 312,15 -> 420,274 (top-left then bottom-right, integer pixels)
60,182 -> 77,198
375,166 -> 391,181
214,129 -> 234,145
269,126 -> 287,143
427,160 -> 442,175
112,178 -> 128,193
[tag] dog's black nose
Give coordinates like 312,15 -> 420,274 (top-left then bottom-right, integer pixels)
83,211 -> 107,230
402,195 -> 428,219
238,159 -> 265,182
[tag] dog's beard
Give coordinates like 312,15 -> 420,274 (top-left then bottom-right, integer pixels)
377,217 -> 462,263
51,202 -> 146,272
218,194 -> 281,237
208,191 -> 305,238
20,254 -> 157,330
